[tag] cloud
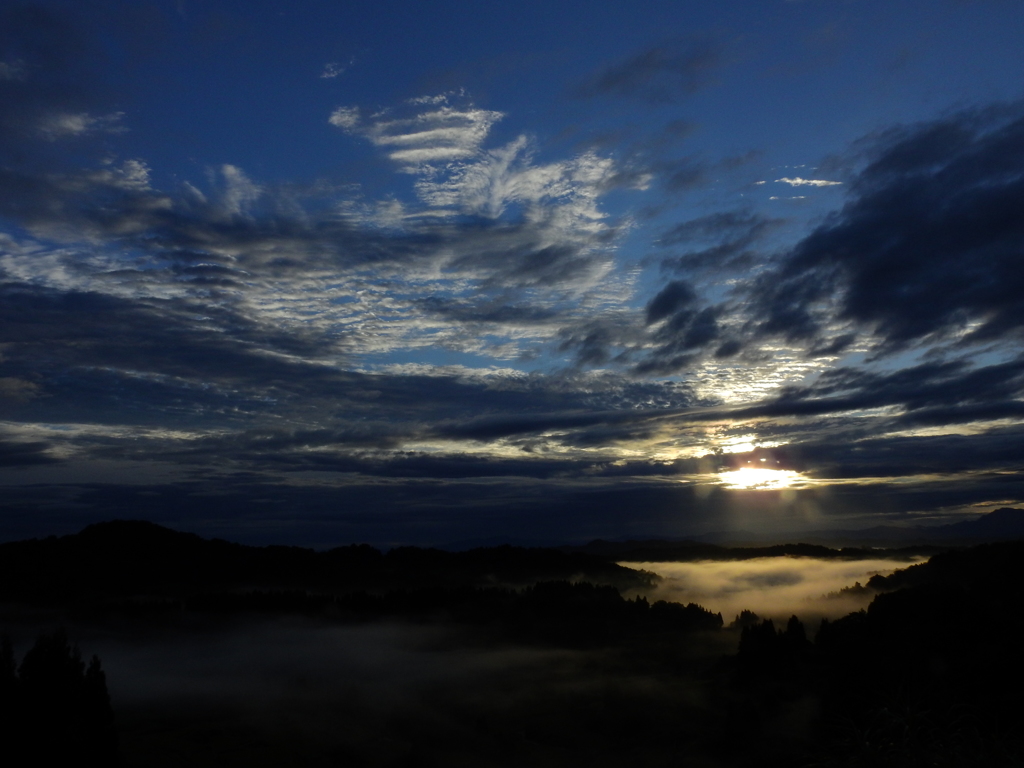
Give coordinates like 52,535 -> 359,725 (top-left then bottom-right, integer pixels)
0,59 -> 25,81
82,336 -> 1012,491
338,97 -> 504,172
328,106 -> 359,130
434,407 -> 665,444
0,377 -> 40,402
331,95 -> 621,245
416,295 -> 562,335
658,210 -> 783,273
414,136 -> 616,220
646,280 -> 697,325
658,158 -> 709,193
324,95 -> 626,303
774,177 -> 841,187
0,282 -> 349,415
0,4 -> 112,159
0,437 -> 59,467
629,282 -> 725,375
213,164 -> 263,217
320,60 -> 350,79
3,7 -> 1023,546
768,422 -> 1024,480
0,86 -> 631,387
38,110 -> 125,141
671,355 -> 1024,428
577,39 -> 724,103
754,102 -> 1024,353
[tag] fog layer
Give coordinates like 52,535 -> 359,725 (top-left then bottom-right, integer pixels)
35,618 -> 722,767
625,556 -> 926,622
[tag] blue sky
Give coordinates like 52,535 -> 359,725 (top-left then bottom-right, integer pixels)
2,0 -> 1024,546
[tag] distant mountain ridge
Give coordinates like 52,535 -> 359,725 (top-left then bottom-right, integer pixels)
0,519 -> 652,603
563,507 -> 1024,560
562,539 -> 940,563
691,506 -> 1024,547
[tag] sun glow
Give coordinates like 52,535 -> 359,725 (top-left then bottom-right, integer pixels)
718,467 -> 802,490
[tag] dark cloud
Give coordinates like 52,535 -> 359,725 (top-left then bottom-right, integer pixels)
554,317 -> 644,369
659,211 -> 783,273
635,282 -> 723,375
450,237 -> 613,290
646,280 -> 696,324
0,376 -> 40,401
755,103 -> 1024,353
427,354 -> 1024,450
662,119 -> 699,141
652,305 -> 720,351
712,339 -> 743,359
570,121 -> 711,198
782,357 -> 1024,420
0,438 -> 59,467
577,39 -> 724,103
649,356 -> 1024,430
782,423 -> 1024,480
0,282 -> 347,420
0,148 -> 627,445
0,161 -> 615,299
631,354 -> 696,377
434,408 -> 668,443
0,283 -> 591,433
11,363 -> 708,471
658,158 -> 710,193
660,211 -> 765,245
600,156 -> 712,197
0,5 -> 91,147
805,333 -> 856,358
419,295 -> 559,325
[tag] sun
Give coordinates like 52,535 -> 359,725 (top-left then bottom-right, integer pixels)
718,466 -> 802,490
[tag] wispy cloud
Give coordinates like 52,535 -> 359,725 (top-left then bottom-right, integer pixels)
0,87 -> 649,473
38,110 -> 126,141
320,60 -> 350,79
774,177 -> 842,187
577,38 -> 725,103
337,96 -> 503,171
0,59 -> 25,81
328,106 -> 360,130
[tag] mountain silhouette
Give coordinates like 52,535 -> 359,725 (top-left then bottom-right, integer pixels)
563,538 -> 937,562
579,507 -> 1024,552
0,519 -> 653,604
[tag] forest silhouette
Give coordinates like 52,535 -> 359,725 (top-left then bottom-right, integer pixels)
1,629 -> 117,767
1,520 -> 1022,766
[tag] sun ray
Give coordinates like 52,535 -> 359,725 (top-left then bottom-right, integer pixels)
718,467 -> 803,490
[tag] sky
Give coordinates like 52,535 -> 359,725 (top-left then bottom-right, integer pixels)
2,0 -> 1024,547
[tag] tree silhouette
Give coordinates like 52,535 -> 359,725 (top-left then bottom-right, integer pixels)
0,635 -> 16,746
2,630 -> 118,767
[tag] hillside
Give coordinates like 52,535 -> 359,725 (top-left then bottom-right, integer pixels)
0,519 -> 654,604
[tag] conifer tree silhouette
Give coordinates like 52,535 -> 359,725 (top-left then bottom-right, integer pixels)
0,635 -> 16,746
7,629 -> 119,767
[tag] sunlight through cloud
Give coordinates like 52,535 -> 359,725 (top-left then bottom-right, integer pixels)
718,466 -> 802,490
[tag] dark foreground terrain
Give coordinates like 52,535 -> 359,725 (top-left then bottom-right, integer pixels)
2,521 -> 1023,767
